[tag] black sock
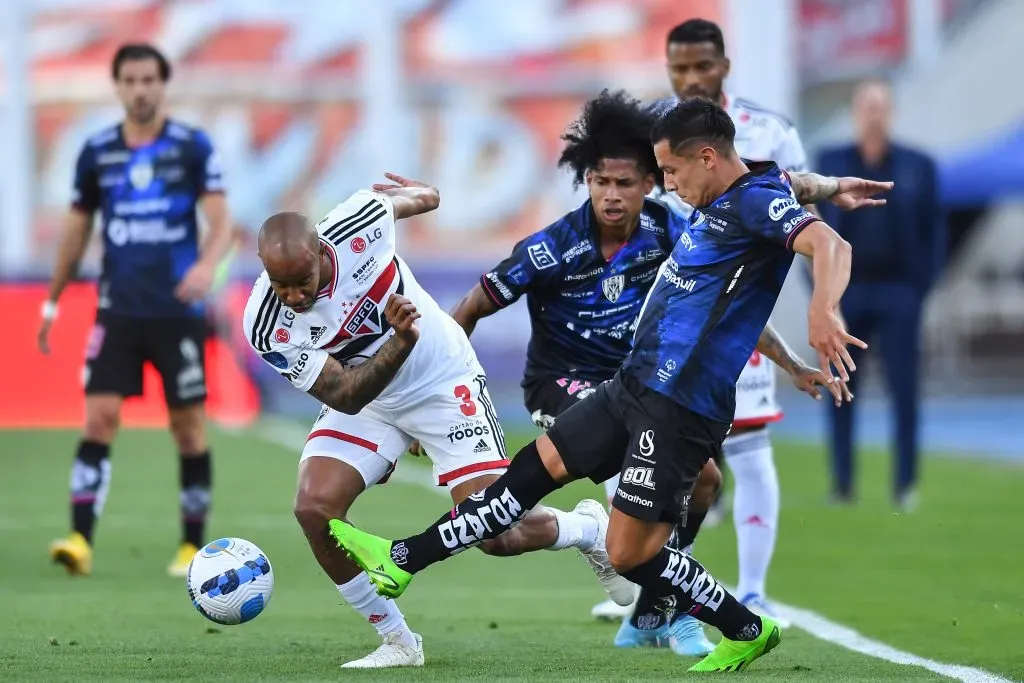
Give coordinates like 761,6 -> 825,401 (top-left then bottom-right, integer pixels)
180,451 -> 212,547
392,441 -> 560,574
70,441 -> 111,544
675,508 -> 708,549
622,545 -> 762,641
628,529 -> 683,630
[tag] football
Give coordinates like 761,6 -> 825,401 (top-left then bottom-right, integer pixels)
186,537 -> 274,625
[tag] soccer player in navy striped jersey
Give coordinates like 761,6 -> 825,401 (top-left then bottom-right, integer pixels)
329,98 -> 889,672
41,44 -> 233,578
448,90 -> 843,654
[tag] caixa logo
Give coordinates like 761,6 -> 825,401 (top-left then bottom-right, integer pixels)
622,466 -> 655,489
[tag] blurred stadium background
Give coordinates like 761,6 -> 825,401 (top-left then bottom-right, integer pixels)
2,0 -> 1022,456
2,2 -> 1023,680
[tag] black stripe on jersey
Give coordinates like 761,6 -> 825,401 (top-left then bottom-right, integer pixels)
258,298 -> 283,353
474,374 -> 506,459
324,201 -> 387,246
321,200 -> 375,241
250,288 -> 279,352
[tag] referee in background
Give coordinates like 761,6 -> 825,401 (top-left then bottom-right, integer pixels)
38,43 -> 233,577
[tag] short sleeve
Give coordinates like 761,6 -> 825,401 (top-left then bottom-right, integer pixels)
318,190 -> 395,252
71,145 -> 100,213
739,183 -> 818,251
193,129 -> 226,195
242,287 -> 329,392
774,126 -> 809,173
479,231 -> 562,308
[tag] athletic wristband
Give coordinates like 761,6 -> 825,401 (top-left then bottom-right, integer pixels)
41,300 -> 58,320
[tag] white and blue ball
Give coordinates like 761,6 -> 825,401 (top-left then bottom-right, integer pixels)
186,537 -> 274,625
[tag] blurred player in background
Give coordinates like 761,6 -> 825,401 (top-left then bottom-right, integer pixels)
243,177 -> 631,669
450,90 -> 846,655
40,44 -> 233,577
620,18 -> 816,629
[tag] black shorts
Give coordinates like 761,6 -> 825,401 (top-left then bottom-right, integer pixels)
547,371 -> 731,524
84,311 -> 208,407
523,376 -> 601,428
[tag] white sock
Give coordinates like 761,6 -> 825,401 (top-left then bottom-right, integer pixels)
547,508 -> 600,551
602,474 -> 620,508
337,574 -> 416,647
724,430 -> 779,599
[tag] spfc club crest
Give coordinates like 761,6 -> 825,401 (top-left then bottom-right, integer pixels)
601,274 -> 625,303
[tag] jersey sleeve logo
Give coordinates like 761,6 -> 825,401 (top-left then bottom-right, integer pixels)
527,242 -> 558,270
601,275 -> 625,303
768,196 -> 800,222
275,328 -> 290,343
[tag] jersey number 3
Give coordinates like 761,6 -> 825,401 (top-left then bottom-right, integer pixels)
454,385 -> 477,417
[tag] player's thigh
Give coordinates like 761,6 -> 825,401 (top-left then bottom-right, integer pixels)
303,404 -> 412,491
392,371 -> 510,490
613,377 -> 730,526
145,316 -> 209,407
523,377 -> 599,429
84,311 -> 145,398
545,377 -> 631,484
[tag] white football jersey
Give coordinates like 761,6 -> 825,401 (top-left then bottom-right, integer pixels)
242,190 -> 478,408
652,93 -> 809,426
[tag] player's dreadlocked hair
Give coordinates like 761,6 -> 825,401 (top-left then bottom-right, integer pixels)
557,89 -> 663,189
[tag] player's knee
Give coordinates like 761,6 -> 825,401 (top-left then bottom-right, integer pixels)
168,409 -> 206,453
84,405 -> 120,442
293,491 -> 349,542
691,459 -> 722,511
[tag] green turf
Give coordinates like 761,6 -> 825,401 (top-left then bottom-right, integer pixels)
1,427 -> 1021,681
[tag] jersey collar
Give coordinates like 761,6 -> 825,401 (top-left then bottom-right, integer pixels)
317,239 -> 339,300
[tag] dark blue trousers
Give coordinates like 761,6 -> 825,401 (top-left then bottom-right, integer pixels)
827,283 -> 923,497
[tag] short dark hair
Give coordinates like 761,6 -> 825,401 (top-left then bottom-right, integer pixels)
650,97 -> 735,156
112,43 -> 172,81
558,89 -> 662,189
666,18 -> 726,56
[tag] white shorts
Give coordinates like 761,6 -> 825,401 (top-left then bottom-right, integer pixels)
301,371 -> 509,490
733,350 -> 782,427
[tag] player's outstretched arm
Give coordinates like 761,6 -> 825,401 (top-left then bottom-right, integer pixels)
371,173 -> 440,220
38,209 -> 94,354
756,323 -> 852,406
789,172 -> 894,210
307,294 -> 421,414
791,223 -> 867,384
450,284 -> 500,338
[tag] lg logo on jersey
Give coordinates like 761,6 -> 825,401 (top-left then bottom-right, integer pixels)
350,226 -> 384,253
622,466 -> 656,490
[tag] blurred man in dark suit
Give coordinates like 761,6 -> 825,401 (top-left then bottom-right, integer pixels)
817,80 -> 945,510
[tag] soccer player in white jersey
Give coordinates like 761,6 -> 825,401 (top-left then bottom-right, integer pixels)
242,174 -> 633,669
610,18 -> 815,630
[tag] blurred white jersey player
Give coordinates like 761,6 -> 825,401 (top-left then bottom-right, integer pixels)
243,177 -> 631,668
593,19 -> 810,627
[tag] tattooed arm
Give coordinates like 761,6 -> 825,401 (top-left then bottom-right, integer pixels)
756,322 -> 853,405
789,172 -> 894,210
307,294 -> 421,415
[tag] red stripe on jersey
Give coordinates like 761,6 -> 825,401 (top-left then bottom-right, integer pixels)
323,259 -> 399,349
307,429 -> 379,453
732,412 -> 783,429
436,458 -> 511,485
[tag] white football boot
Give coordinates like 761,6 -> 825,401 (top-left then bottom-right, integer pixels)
573,499 -> 637,607
591,597 -> 634,621
341,631 -> 425,668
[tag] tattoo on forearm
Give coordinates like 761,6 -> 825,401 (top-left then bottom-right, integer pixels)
308,335 -> 414,414
790,172 -> 839,204
756,325 -> 800,373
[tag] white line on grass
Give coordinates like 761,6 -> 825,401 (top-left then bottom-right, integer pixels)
242,418 -> 1015,683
